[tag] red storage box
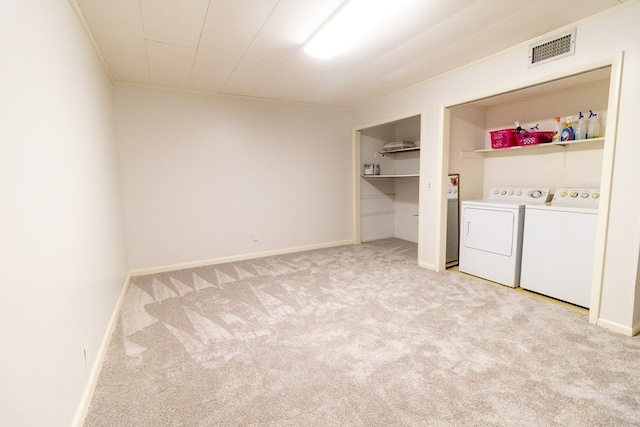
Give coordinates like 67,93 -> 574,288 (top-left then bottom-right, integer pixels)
489,129 -> 518,149
516,131 -> 554,146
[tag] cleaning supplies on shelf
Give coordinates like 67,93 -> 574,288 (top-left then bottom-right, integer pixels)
587,110 -> 600,138
575,111 -> 585,140
561,116 -> 575,142
515,121 -> 525,134
552,116 -> 562,142
551,117 -> 562,142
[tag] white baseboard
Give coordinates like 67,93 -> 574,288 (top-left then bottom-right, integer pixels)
130,240 -> 354,277
361,235 -> 395,243
72,273 -> 131,427
418,261 -> 436,270
597,317 -> 637,337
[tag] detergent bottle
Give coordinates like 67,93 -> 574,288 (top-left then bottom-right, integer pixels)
587,110 -> 600,138
552,116 -> 562,142
561,116 -> 574,142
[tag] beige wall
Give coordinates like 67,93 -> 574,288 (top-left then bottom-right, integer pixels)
0,2 -> 129,426
114,85 -> 354,271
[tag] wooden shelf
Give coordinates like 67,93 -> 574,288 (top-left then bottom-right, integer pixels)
362,174 -> 419,178
379,147 -> 420,155
473,137 -> 604,154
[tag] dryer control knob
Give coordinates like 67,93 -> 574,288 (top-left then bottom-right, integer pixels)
561,191 -> 568,197
593,192 -> 600,199
581,192 -> 589,198
571,192 -> 579,198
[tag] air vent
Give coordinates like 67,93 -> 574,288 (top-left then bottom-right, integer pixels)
528,29 -> 576,67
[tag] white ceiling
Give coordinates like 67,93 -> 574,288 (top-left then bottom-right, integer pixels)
73,0 -> 628,108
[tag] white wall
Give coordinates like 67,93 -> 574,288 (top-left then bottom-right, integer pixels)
448,105 -> 485,201
115,85 -> 353,271
360,132 -> 396,241
0,2 -> 129,427
354,2 -> 640,333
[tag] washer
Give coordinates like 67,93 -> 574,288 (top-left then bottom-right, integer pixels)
459,187 -> 551,288
520,188 -> 600,308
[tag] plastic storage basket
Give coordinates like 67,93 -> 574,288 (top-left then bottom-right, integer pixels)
516,131 -> 554,146
489,129 -> 518,149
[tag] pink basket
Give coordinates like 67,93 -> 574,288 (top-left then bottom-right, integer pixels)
516,131 -> 554,146
489,129 -> 518,149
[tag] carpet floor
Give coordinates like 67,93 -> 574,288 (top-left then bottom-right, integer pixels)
84,239 -> 640,426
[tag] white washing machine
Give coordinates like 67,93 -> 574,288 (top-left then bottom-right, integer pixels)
459,187 -> 551,288
520,188 -> 600,308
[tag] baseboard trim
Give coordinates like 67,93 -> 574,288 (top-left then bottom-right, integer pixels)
130,240 -> 354,277
597,317 -> 637,337
418,261 -> 436,270
72,273 -> 131,427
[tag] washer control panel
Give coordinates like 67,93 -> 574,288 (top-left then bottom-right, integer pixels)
552,188 -> 600,207
486,187 -> 551,203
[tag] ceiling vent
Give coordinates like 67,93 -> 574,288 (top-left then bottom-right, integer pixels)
528,28 -> 576,67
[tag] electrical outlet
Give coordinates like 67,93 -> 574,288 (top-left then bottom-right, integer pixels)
253,232 -> 259,242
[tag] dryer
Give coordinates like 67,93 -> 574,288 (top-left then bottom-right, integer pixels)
520,188 -> 600,308
459,187 -> 551,288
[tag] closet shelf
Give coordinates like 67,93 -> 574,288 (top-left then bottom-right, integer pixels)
362,174 -> 419,178
472,137 -> 604,155
379,147 -> 420,155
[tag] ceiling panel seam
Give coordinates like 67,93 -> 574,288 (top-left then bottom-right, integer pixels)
140,0 -> 152,84
220,0 -> 283,93
187,0 -> 212,88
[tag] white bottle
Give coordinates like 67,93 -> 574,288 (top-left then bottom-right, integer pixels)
552,116 -> 561,142
575,111 -> 585,140
587,110 -> 600,139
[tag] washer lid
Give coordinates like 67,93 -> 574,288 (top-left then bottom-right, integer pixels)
525,203 -> 598,214
461,199 -> 527,209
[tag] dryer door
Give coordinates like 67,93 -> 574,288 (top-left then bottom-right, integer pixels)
461,207 -> 515,256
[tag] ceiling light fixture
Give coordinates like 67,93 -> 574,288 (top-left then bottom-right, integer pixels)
304,0 -> 403,60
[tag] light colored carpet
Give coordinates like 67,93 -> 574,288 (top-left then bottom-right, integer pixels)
84,238 -> 640,426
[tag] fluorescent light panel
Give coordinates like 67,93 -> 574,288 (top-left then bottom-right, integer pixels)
304,0 -> 399,59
